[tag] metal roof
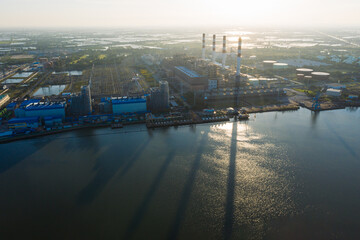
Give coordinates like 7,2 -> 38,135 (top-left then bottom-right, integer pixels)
24,102 -> 65,111
20,99 -> 41,107
175,66 -> 201,78
112,98 -> 146,105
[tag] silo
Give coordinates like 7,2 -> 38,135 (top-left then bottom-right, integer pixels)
296,68 -> 313,76
263,60 -> 277,70
311,72 -> 330,81
273,63 -> 288,70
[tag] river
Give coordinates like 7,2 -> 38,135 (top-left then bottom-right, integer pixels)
0,108 -> 360,239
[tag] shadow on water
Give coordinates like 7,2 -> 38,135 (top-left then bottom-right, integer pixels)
167,132 -> 208,240
224,121 -> 238,240
123,149 -> 176,240
0,139 -> 48,174
77,138 -> 150,205
324,120 -> 359,160
116,138 -> 151,180
63,128 -> 101,152
311,111 -> 320,128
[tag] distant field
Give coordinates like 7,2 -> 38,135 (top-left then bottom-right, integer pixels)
70,55 -> 89,64
98,54 -> 106,60
10,55 -> 34,59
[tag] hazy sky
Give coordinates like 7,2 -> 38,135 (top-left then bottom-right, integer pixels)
1,0 -> 360,28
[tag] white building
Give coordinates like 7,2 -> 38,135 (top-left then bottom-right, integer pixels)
326,88 -> 341,97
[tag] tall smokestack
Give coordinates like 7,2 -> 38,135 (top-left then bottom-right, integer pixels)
202,33 -> 206,60
236,37 -> 242,79
212,34 -> 216,63
222,36 -> 227,69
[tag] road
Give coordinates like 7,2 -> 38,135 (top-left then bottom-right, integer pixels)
317,31 -> 360,48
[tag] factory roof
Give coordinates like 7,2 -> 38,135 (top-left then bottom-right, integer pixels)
6,102 -> 17,109
8,117 -> 39,124
327,88 -> 341,93
112,97 -> 146,104
174,66 -> 202,78
24,102 -> 65,110
20,99 -> 41,107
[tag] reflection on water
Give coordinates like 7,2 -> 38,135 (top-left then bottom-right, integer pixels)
0,108 -> 360,239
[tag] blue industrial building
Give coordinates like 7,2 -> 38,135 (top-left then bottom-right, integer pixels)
15,102 -> 66,118
112,97 -> 147,114
8,117 -> 40,129
43,115 -> 63,127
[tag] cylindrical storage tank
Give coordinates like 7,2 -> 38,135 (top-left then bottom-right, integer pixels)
263,60 -> 277,69
311,72 -> 330,81
273,63 -> 288,70
297,74 -> 304,80
296,68 -> 313,76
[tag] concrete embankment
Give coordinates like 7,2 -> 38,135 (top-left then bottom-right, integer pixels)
245,104 -> 300,114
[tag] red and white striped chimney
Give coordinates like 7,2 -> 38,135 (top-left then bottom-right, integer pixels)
212,34 -> 216,63
222,36 -> 227,69
202,33 -> 206,60
236,37 -> 242,77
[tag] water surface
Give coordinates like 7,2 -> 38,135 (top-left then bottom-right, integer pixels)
0,108 -> 360,239
33,85 -> 67,96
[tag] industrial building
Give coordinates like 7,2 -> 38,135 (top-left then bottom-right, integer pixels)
174,66 -> 207,90
208,79 -> 218,90
43,115 -> 63,127
326,83 -> 346,89
8,117 -> 40,129
263,60 -> 277,69
311,72 -> 330,81
149,81 -> 170,111
15,102 -> 66,118
326,88 -> 342,97
99,98 -> 113,114
273,63 -> 288,70
112,97 -> 147,114
69,85 -> 92,116
296,68 -> 313,76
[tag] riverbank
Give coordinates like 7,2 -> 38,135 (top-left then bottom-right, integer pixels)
245,104 -> 300,114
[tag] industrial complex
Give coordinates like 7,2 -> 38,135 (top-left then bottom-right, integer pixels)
0,30 -> 359,142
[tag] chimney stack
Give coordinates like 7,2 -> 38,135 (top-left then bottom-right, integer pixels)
202,33 -> 206,60
236,37 -> 242,78
212,34 -> 216,63
222,36 -> 227,69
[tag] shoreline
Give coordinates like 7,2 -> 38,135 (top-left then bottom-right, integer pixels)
1,105 -> 358,144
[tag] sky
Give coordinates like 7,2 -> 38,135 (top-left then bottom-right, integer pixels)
1,0 -> 360,29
